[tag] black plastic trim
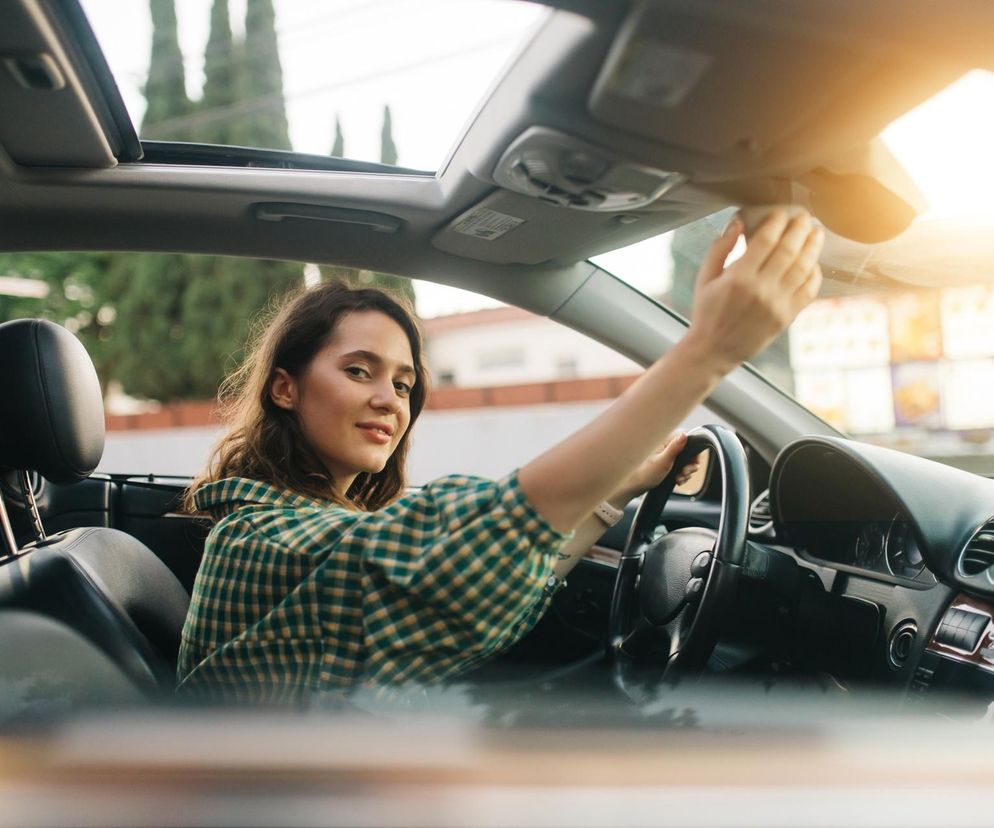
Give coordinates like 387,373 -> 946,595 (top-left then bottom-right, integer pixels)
139,141 -> 434,175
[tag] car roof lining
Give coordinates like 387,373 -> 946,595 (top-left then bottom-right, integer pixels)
4,2 -> 994,319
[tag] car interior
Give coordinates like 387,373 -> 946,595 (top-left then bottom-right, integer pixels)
3,0 -> 994,725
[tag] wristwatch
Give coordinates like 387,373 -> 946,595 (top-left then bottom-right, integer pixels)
593,500 -> 625,527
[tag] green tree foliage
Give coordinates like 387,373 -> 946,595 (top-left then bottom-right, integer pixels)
142,0 -> 192,137
380,104 -> 398,167
321,266 -> 416,308
113,0 -> 300,400
175,0 -> 301,399
331,114 -> 344,157
113,253 -> 197,398
107,0 -> 211,399
0,252 -> 127,395
237,0 -> 290,150
195,0 -> 238,144
0,0 -> 425,402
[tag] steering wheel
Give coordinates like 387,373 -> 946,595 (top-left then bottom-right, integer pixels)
607,424 -> 750,688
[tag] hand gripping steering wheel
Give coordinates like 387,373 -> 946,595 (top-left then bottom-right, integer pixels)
607,424 -> 750,686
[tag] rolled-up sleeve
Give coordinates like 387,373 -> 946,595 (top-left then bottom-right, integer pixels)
344,471 -> 571,685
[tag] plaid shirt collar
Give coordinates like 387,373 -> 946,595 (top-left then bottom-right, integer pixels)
193,477 -> 335,519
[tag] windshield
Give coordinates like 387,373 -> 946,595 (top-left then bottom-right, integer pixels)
595,70 -> 994,475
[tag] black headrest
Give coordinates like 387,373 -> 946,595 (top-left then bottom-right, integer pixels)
0,319 -> 105,484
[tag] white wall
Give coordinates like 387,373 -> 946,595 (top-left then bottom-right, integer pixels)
98,402 -> 719,484
426,318 -> 640,388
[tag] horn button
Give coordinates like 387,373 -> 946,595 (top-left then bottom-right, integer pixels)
638,527 -> 715,626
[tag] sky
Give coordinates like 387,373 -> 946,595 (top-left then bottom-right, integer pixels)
77,1 -> 994,316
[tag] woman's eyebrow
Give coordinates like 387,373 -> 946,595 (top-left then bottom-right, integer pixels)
342,349 -> 416,377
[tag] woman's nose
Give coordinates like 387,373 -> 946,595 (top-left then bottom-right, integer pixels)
370,383 -> 401,412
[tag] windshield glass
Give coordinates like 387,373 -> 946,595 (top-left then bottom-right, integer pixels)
595,70 -> 994,475
79,0 -> 546,171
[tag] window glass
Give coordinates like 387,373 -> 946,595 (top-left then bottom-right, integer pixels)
80,0 -> 547,171
0,251 -> 649,482
594,70 -> 994,475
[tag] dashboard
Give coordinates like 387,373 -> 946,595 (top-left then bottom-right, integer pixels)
767,435 -> 994,698
769,437 -> 994,592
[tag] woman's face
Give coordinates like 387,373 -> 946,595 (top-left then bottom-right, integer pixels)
270,310 -> 416,495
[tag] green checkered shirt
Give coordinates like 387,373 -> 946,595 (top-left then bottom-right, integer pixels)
176,472 -> 569,704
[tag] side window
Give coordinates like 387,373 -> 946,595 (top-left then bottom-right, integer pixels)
413,295 -> 642,483
594,212 -> 994,474
0,254 -> 651,483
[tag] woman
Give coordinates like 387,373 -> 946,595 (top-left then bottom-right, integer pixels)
177,210 -> 823,703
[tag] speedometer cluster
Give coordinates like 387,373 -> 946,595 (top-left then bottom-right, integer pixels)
794,514 -> 934,585
854,522 -> 887,569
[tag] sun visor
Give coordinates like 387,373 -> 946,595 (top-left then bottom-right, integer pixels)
0,1 -> 116,167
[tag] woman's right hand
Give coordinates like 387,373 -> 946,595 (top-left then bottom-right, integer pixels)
682,210 -> 824,371
517,208 -> 825,534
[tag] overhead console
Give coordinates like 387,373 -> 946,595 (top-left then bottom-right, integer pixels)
432,0 -> 964,266
432,124 -> 707,265
491,127 -> 684,212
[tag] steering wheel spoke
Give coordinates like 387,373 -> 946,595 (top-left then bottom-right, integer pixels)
617,614 -> 671,660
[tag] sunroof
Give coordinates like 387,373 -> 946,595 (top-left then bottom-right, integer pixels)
79,0 -> 546,172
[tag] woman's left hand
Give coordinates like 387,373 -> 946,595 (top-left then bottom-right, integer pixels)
607,431 -> 701,507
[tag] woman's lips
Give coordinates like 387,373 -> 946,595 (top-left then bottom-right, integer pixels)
356,424 -> 391,445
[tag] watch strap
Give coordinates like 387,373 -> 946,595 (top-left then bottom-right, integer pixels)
593,500 -> 625,527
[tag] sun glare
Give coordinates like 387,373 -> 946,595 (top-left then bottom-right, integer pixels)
882,70 -> 994,221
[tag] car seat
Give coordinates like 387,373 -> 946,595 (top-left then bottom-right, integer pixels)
0,318 -> 190,696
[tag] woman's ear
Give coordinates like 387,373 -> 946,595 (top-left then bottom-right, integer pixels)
270,368 -> 297,411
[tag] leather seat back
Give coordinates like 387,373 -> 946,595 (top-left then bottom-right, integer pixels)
0,318 -> 191,694
0,528 -> 191,692
0,609 -> 144,724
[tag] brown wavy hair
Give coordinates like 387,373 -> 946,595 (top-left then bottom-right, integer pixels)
185,281 -> 429,513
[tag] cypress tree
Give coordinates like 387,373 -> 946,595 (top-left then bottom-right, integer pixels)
238,0 -> 290,150
196,0 -> 238,145
380,104 -> 397,166
1,0 -> 194,399
331,114 -> 345,157
142,0 -> 192,137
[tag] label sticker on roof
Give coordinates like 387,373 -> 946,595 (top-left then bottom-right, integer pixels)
452,207 -> 525,240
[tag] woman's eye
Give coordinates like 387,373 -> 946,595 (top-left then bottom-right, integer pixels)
393,381 -> 412,395
345,366 -> 370,378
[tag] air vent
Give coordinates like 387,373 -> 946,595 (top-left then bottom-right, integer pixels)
959,520 -> 994,577
749,490 -> 773,535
